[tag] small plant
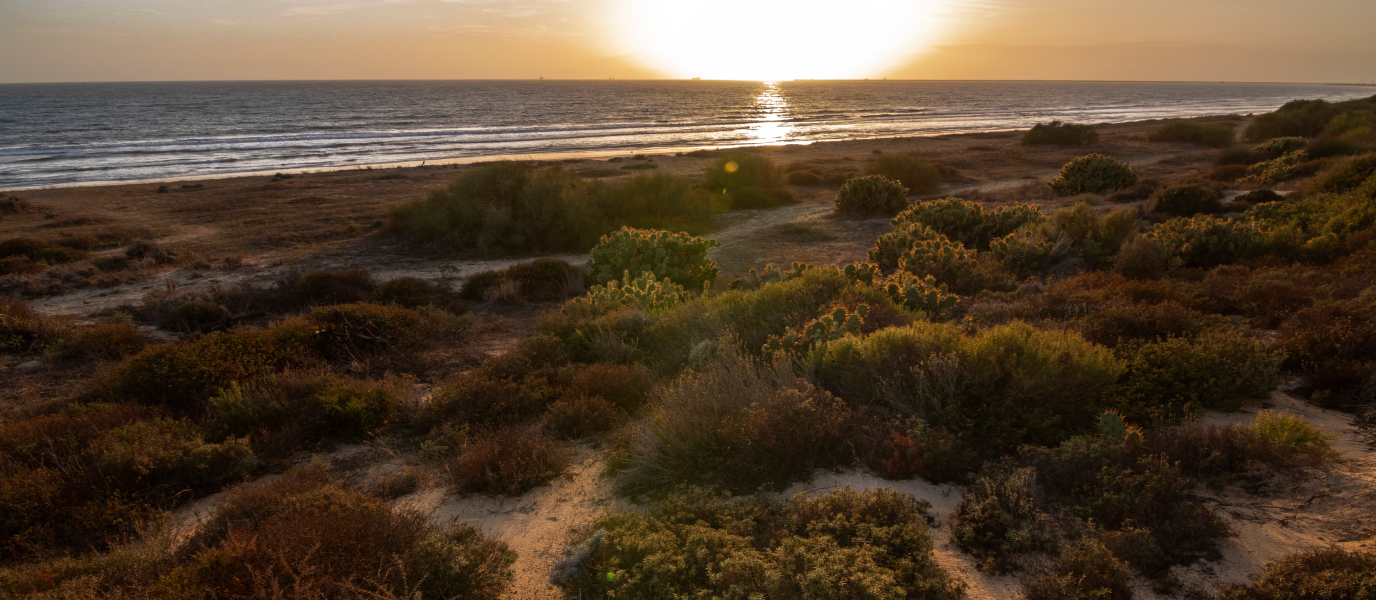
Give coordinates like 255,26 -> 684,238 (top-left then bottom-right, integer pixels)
863,153 -> 942,193
1249,409 -> 1336,455
564,271 -> 689,316
833,174 -> 910,214
1023,121 -> 1100,146
881,273 -> 959,315
1098,410 -> 1142,445
1149,183 -> 1224,216
588,226 -> 719,289
763,305 -> 867,353
1049,154 -> 1138,196
449,426 -> 568,495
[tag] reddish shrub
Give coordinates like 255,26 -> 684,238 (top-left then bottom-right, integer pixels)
449,426 -> 568,495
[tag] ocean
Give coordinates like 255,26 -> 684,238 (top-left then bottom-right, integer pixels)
1,80 -> 1372,190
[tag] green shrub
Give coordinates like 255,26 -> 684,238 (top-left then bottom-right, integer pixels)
886,197 -> 1044,252
1150,214 -> 1263,267
459,258 -> 589,302
422,335 -> 572,429
561,487 -> 965,600
1023,121 -> 1099,147
564,271 -> 689,317
1216,147 -> 1264,166
1049,203 -> 1141,265
160,299 -> 231,333
214,371 -> 403,458
1245,150 -> 1311,184
0,237 -> 87,264
1244,99 -> 1337,142
1217,548 -> 1376,600
1148,121 -> 1236,148
1049,155 -> 1137,196
1277,295 -> 1376,402
1021,538 -> 1133,600
1148,183 -> 1224,216
289,268 -> 376,306
175,470 -> 515,599
1253,136 -> 1309,155
375,276 -> 451,307
589,226 -> 719,289
1307,138 -> 1362,159
949,466 -> 1061,573
449,425 -> 567,495
62,321 -> 151,360
1112,234 -> 1169,278
546,393 -> 622,439
1072,300 -> 1212,348
704,153 -> 795,208
869,221 -> 947,270
305,302 -> 457,367
619,348 -> 881,493
815,321 -> 1122,454
113,327 -> 312,410
834,174 -> 909,214
1115,327 -> 1281,417
0,404 -> 254,558
1,299 -> 67,355
863,153 -> 942,193
1316,153 -> 1376,194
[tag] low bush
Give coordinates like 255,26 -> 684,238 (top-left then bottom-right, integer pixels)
1021,538 -> 1133,600
113,326 -> 312,411
1149,121 -> 1236,148
1,299 -> 66,354
1244,99 -> 1338,142
0,404 -> 255,558
422,335 -> 572,429
949,466 -> 1061,573
449,425 -> 567,495
588,227 -> 719,289
815,321 -> 1122,455
375,276 -> 451,307
834,174 -> 909,214
1149,183 -> 1224,216
1217,548 -> 1376,600
1150,214 -> 1263,268
1217,147 -> 1264,166
1112,234 -> 1170,278
560,487 -> 966,600
1207,164 -> 1251,182
1023,121 -> 1099,147
214,371 -> 404,458
62,321 -> 151,360
289,268 -> 376,306
0,194 -> 33,216
704,153 -> 795,208
863,153 -> 942,193
175,470 -> 516,599
1253,136 -> 1310,156
1107,180 -> 1163,203
563,362 -> 653,413
1307,138 -> 1362,159
0,237 -> 87,265
1277,294 -> 1376,403
885,196 -> 1044,252
1049,155 -> 1138,196
563,271 -> 689,317
1048,203 -> 1141,266
1072,300 -> 1212,347
1114,327 -> 1281,417
1140,412 -> 1337,481
159,298 -> 231,332
1316,153 -> 1376,194
1245,150 -> 1312,184
459,258 -> 589,302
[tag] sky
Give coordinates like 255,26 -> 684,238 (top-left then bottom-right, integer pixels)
1,0 -> 1374,83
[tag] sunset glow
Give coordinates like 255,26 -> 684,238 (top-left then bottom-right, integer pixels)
613,0 -> 944,81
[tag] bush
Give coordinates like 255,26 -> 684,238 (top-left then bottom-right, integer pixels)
375,276 -> 450,307
159,299 -> 231,332
1072,300 -> 1211,348
1115,327 -> 1281,417
1307,138 -> 1362,159
214,371 -> 403,458
949,466 -> 1061,573
422,335 -> 572,429
563,362 -> 653,413
1217,147 -> 1264,166
0,404 -> 255,558
815,321 -> 1122,455
0,194 -> 34,216
1112,235 -> 1169,278
1246,150 -> 1311,184
589,227 -> 719,289
1217,548 -> 1376,600
561,487 -> 966,600
459,258 -> 589,302
1049,203 -> 1140,265
1253,136 -> 1310,156
113,326 -> 312,411
449,425 -> 568,495
886,197 -> 1044,252
1023,121 -> 1099,147
863,153 -> 942,193
176,470 -> 515,599
1148,183 -> 1224,216
1244,99 -> 1336,142
1316,153 -> 1376,194
1207,164 -> 1250,182
1149,121 -> 1236,148
289,268 -> 376,306
304,302 -> 457,368
1150,214 -> 1263,268
564,271 -> 689,317
1277,295 -> 1376,402
1,299 -> 67,355
63,321 -> 151,360
0,237 -> 87,264
704,153 -> 795,208
834,174 -> 909,214
1049,155 -> 1138,196
1021,539 -> 1133,600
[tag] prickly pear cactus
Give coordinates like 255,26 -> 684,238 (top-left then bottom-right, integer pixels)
1099,410 -> 1143,445
881,273 -> 958,316
764,305 -> 868,353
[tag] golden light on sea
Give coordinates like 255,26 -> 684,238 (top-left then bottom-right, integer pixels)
612,0 -> 943,81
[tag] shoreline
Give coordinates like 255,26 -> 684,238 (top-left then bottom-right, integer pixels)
1,112 -> 1255,193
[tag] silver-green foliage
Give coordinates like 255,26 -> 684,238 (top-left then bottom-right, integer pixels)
589,227 -> 720,289
1049,154 -> 1138,196
565,271 -> 688,316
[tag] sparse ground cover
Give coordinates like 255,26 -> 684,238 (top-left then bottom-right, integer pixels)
3,99 -> 1376,599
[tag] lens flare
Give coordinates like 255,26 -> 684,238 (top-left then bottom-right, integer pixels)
611,0 -> 945,81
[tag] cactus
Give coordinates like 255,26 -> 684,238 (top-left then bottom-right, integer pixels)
1244,150 -> 1310,184
1150,214 -> 1263,268
896,235 -> 975,277
881,273 -> 958,316
764,305 -> 867,354
565,270 -> 688,316
843,262 -> 880,285
1099,410 -> 1143,445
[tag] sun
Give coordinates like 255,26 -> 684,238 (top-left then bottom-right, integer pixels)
611,0 -> 944,81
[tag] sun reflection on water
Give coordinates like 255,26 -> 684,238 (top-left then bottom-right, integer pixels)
750,82 -> 794,145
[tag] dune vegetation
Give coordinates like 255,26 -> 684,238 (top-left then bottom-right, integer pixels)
2,96 -> 1375,599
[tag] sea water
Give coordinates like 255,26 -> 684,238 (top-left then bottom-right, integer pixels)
1,79 -> 1371,189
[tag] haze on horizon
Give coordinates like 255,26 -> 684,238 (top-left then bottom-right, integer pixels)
1,0 -> 1374,84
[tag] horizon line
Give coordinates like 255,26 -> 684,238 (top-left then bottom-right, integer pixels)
3,77 -> 1375,86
